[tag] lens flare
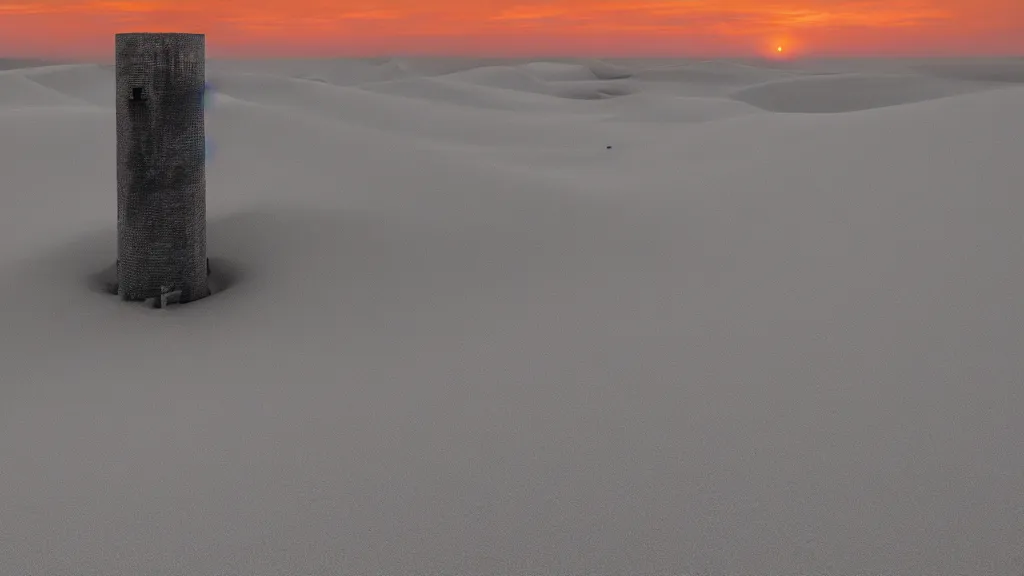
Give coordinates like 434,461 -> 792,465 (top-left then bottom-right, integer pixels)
202,81 -> 214,110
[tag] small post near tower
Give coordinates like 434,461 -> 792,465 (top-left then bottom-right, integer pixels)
115,33 -> 208,306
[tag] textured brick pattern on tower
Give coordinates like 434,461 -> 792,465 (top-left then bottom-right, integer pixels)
116,33 -> 208,304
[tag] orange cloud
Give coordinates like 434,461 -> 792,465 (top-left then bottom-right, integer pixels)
0,0 -> 1020,58
492,5 -> 569,20
0,2 -> 69,14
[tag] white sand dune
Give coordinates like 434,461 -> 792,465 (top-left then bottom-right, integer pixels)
520,61 -> 608,81
438,64 -> 575,94
0,69 -> 93,108
731,71 -> 1000,113
208,58 -> 412,86
431,64 -> 632,100
1,57 -> 1022,576
357,76 -> 583,112
594,93 -> 764,124
913,58 -> 1024,83
632,60 -> 802,85
545,78 -> 635,100
0,57 -> 55,71
16,63 -> 115,107
520,60 -> 633,82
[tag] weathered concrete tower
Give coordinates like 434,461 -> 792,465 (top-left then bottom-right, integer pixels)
115,33 -> 207,306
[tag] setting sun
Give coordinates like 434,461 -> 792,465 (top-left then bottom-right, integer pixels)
766,40 -> 793,58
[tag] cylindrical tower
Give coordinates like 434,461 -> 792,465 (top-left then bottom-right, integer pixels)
115,33 -> 207,305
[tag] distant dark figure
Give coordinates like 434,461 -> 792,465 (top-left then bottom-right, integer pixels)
115,32 -> 208,305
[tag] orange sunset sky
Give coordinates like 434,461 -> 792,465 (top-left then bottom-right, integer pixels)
1,0 -> 1022,59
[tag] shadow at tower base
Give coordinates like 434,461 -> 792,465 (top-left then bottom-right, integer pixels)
90,256 -> 244,308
